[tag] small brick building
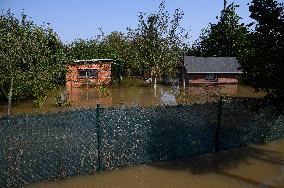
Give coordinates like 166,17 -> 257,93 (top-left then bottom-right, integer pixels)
183,56 -> 242,85
66,59 -> 112,87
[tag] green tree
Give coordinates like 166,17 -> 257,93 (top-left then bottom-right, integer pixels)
66,1 -> 189,80
100,31 -> 127,62
0,10 -> 67,115
239,0 -> 284,107
101,31 -> 133,76
66,39 -> 92,60
128,0 -> 189,80
192,3 -> 248,57
67,32 -> 123,60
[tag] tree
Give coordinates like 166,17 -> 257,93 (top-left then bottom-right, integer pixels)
128,0 -> 189,80
66,1 -> 189,80
66,39 -> 92,60
239,0 -> 284,107
192,3 -> 248,57
0,10 -> 67,115
101,31 -> 133,76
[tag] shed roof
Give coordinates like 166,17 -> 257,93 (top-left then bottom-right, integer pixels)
73,59 -> 113,64
184,56 -> 242,73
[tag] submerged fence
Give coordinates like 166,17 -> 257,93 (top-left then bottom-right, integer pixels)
0,98 -> 284,187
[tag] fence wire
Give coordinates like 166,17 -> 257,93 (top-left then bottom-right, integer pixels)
0,110 -> 99,187
0,98 -> 283,187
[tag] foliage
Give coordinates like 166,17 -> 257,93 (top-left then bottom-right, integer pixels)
34,95 -> 47,108
55,92 -> 71,108
127,0 -> 189,79
65,38 -> 92,60
97,31 -> 132,78
0,10 -> 67,115
67,31 -> 124,60
98,85 -> 108,98
66,1 -> 189,80
191,3 -> 248,58
239,0 -> 284,110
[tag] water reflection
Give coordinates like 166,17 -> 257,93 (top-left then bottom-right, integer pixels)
67,84 -> 263,108
0,78 -> 265,115
161,91 -> 177,105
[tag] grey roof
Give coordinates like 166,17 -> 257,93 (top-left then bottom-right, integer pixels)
184,56 -> 242,73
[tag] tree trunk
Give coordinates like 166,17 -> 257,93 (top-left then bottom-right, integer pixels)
7,77 -> 13,116
182,68 -> 186,88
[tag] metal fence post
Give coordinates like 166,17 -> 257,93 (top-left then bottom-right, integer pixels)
215,96 -> 223,153
96,104 -> 103,172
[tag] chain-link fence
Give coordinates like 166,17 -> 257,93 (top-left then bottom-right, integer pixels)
0,110 -> 99,187
0,98 -> 283,187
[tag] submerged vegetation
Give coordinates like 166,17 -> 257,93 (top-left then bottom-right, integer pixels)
0,0 -> 283,115
55,92 -> 71,108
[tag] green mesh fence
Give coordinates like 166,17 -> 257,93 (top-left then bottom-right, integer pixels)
100,103 -> 218,170
0,98 -> 283,187
0,110 -> 99,187
219,98 -> 284,149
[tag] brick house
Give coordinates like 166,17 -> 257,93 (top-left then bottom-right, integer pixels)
183,56 -> 242,85
66,59 -> 112,87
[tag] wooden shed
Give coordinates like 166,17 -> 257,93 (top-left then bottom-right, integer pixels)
66,59 -> 112,87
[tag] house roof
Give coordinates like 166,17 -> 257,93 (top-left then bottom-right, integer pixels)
73,59 -> 113,64
184,56 -> 242,74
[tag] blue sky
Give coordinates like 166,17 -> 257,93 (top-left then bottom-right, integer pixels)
1,0 -> 254,44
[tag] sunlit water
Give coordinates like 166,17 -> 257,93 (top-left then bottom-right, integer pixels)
26,139 -> 284,188
0,78 -> 265,116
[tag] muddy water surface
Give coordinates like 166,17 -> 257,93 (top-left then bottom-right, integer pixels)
0,78 -> 265,115
26,139 -> 284,188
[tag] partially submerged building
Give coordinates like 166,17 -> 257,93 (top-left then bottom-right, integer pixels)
183,56 -> 242,85
66,59 -> 112,87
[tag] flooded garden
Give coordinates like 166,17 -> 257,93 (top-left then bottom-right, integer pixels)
1,0 -> 284,187
0,77 -> 264,116
0,87 -> 283,187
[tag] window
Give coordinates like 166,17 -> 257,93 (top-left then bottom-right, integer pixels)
205,74 -> 217,81
78,69 -> 98,78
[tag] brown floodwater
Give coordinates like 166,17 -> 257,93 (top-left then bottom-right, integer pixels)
0,78 -> 265,115
26,139 -> 284,188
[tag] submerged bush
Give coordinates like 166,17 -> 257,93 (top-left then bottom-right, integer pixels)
55,93 -> 71,108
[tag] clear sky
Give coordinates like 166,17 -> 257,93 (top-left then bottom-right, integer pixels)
1,0 -> 256,44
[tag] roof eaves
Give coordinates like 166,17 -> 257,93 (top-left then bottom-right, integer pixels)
74,59 -> 113,63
